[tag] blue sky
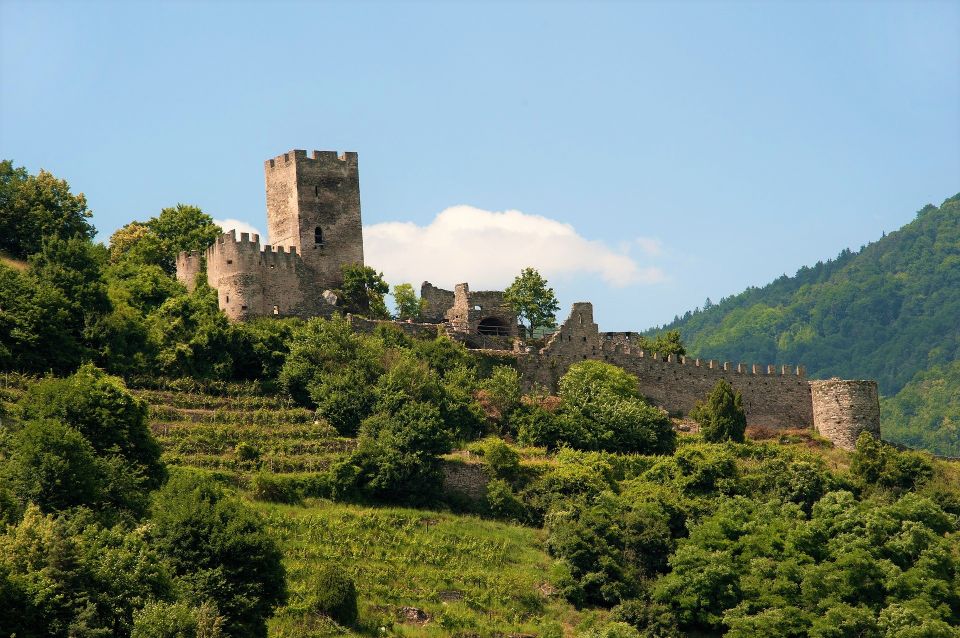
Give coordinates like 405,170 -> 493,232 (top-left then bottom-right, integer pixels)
2,0 -> 958,330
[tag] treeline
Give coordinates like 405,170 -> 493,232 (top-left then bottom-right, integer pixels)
646,194 -> 960,456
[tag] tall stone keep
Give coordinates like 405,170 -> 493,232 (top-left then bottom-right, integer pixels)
265,150 -> 364,291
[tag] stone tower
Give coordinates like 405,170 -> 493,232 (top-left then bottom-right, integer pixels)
264,150 -> 364,291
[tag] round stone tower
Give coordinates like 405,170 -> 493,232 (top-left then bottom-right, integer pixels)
809,379 -> 881,451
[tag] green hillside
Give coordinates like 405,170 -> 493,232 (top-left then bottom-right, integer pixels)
646,194 -> 960,455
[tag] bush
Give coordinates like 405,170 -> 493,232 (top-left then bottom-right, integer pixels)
6,419 -> 103,513
486,478 -> 528,522
148,473 -> 287,638
309,565 -> 358,626
690,379 -> 746,443
851,432 -> 934,492
484,439 -> 521,482
234,441 -> 260,462
131,600 -> 225,638
20,363 -> 165,489
249,472 -> 301,504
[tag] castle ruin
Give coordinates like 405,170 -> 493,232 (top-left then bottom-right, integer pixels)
176,150 -> 363,321
178,148 -> 881,450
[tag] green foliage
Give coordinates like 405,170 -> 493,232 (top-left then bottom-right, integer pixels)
649,194 -> 960,456
131,600 -> 226,638
148,282 -> 234,379
351,401 -> 454,502
481,365 -> 522,428
541,361 -> 676,454
0,160 -> 95,259
113,205 -> 221,274
690,379 -> 747,443
0,505 -> 174,638
148,473 -> 287,638
308,565 -> 358,626
504,267 -> 560,337
1,236 -> 111,373
635,329 -> 686,357
5,419 -> 104,513
882,359 -> 960,457
392,282 -> 424,321
850,432 -> 934,492
336,263 -> 390,318
484,439 -> 521,482
20,364 -> 165,489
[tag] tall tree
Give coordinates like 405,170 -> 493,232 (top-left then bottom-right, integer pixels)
0,160 -> 96,259
503,267 -> 560,337
691,379 -> 747,443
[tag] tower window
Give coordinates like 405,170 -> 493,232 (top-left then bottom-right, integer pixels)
314,227 -> 324,246
273,305 -> 279,315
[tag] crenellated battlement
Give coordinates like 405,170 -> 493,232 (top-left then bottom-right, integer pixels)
264,149 -> 359,170
593,342 -> 806,377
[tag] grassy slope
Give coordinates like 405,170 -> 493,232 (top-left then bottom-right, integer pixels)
138,382 -> 580,638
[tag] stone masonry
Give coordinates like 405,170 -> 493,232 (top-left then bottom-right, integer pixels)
515,302 -> 879,445
810,379 -> 881,451
176,150 -> 364,321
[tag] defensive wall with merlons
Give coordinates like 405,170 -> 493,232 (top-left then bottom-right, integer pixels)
513,302 -> 880,449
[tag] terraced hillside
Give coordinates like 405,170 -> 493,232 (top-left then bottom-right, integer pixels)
129,379 -> 580,638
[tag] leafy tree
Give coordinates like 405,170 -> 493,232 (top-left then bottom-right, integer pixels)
0,160 -> 95,259
20,364 -> 165,490
392,282 -> 424,321
504,267 -> 560,337
350,401 -> 454,502
148,281 -> 233,379
480,365 -> 523,428
552,360 -> 676,454
5,420 -> 104,513
336,263 -> 390,318
637,329 -> 686,357
148,473 -> 287,638
690,379 -> 747,443
148,205 -> 221,273
0,505 -> 174,637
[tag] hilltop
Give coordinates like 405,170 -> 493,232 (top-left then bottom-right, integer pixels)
646,194 -> 960,456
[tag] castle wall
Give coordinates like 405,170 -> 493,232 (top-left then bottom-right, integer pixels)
810,379 -> 881,451
347,315 -> 443,340
420,282 -> 455,323
516,302 -> 814,429
175,250 -> 202,292
445,283 -> 518,337
203,230 -> 332,321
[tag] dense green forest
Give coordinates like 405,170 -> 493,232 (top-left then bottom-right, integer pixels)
645,195 -> 960,456
2,160 -> 959,637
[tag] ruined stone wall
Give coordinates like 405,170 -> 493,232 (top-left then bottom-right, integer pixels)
441,460 -> 489,501
445,283 -> 518,337
810,379 -> 881,451
420,282 -> 455,323
517,303 -> 814,429
265,150 -> 363,293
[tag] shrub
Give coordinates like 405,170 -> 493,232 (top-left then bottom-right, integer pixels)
484,439 -> 521,482
486,478 -> 528,522
309,565 -> 358,626
234,441 -> 260,462
851,432 -> 934,492
249,472 -> 301,504
20,363 -> 165,489
690,379 -> 746,443
148,473 -> 287,638
131,600 -> 226,638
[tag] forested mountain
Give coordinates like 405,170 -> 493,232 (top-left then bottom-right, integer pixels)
646,194 -> 960,455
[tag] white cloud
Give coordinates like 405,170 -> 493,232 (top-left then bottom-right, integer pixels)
363,205 -> 665,290
214,218 -> 262,238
